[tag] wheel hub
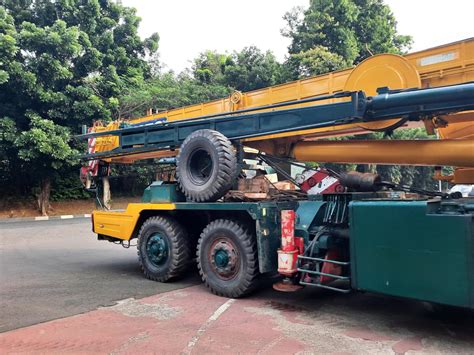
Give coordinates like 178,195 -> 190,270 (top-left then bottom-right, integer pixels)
214,249 -> 230,268
210,239 -> 239,280
147,233 -> 168,266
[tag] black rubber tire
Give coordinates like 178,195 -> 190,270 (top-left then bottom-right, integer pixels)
197,219 -> 259,298
137,216 -> 192,282
176,129 -> 238,202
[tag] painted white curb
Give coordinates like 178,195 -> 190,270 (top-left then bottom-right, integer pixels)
1,214 -> 92,224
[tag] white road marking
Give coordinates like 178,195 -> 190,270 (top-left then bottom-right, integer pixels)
60,215 -> 74,219
183,298 -> 235,354
34,216 -> 49,221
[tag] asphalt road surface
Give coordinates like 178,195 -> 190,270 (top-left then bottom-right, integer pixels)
1,219 -> 474,353
0,218 -> 200,332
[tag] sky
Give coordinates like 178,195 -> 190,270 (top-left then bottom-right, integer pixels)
121,0 -> 474,73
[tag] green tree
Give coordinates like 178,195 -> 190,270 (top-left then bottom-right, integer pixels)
0,1 -> 158,214
289,46 -> 347,78
16,115 -> 78,215
192,50 -> 230,85
223,46 -> 283,91
192,47 -> 284,91
282,0 -> 412,78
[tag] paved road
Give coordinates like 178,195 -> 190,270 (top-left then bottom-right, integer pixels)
1,284 -> 474,353
0,219 -> 200,332
1,219 -> 474,353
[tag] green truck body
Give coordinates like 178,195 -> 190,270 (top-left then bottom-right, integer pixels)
94,182 -> 474,308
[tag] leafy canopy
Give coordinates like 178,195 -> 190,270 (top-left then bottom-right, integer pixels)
282,0 -> 412,77
192,46 -> 284,91
0,0 -> 158,198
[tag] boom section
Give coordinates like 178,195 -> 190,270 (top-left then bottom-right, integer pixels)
80,83 -> 474,161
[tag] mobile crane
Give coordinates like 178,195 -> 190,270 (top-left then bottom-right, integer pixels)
81,39 -> 474,308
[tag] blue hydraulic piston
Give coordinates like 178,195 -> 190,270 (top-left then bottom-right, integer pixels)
366,82 -> 474,120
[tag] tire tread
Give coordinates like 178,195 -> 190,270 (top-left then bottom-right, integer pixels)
176,130 -> 238,202
137,216 -> 192,282
196,219 -> 259,298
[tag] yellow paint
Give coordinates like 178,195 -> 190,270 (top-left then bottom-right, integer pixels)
437,112 -> 474,140
343,53 -> 421,131
452,168 -> 474,184
433,168 -> 474,184
93,203 -> 175,241
292,139 -> 474,167
91,38 -> 474,162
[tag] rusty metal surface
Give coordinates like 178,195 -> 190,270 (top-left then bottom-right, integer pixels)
272,280 -> 304,292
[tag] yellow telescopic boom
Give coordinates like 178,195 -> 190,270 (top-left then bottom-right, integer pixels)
91,38 -> 474,162
86,39 -> 474,183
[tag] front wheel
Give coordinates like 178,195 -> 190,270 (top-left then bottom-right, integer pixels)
137,216 -> 192,282
197,219 -> 259,298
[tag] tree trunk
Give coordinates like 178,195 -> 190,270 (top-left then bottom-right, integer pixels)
37,177 -> 51,216
102,176 -> 111,210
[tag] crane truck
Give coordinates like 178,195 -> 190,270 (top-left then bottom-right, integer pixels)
81,39 -> 474,308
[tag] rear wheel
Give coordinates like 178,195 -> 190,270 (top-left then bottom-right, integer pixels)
176,129 -> 238,202
197,219 -> 259,297
137,216 -> 191,282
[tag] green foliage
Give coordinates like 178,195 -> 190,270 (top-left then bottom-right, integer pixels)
192,46 -> 284,91
282,0 -> 412,78
109,164 -> 155,197
50,172 -> 90,201
290,46 -> 347,77
192,50 -> 231,85
0,117 -> 18,191
15,114 -> 78,171
0,0 -> 158,203
222,47 -> 284,91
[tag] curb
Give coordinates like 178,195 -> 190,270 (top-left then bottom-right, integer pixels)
0,214 -> 91,224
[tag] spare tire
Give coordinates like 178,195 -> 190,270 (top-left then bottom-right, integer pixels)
176,129 -> 238,202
